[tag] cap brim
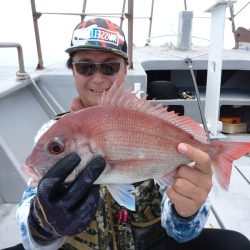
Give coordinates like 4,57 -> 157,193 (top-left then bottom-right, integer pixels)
65,45 -> 128,59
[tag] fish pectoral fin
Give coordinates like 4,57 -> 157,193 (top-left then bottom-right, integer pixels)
106,184 -> 136,211
155,170 -> 176,189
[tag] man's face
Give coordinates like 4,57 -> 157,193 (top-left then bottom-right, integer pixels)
72,50 -> 127,108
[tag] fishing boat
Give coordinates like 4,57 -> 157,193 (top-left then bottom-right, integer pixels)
0,0 -> 249,248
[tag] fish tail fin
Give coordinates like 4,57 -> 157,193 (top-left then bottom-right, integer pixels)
211,141 -> 250,190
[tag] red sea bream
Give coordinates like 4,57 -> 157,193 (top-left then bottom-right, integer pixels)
22,83 -> 250,210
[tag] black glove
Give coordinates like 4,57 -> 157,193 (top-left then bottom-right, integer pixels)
28,152 -> 106,240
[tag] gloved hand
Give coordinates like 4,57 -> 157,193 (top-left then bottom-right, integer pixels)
28,152 -> 106,240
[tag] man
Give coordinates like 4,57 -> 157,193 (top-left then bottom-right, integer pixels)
15,18 -> 250,250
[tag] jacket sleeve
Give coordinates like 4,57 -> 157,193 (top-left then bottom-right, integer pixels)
160,191 -> 211,243
16,185 -> 66,250
16,119 -> 64,250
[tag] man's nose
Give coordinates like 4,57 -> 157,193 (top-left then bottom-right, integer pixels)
92,69 -> 106,81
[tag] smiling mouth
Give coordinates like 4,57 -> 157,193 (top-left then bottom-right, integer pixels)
90,88 -> 109,93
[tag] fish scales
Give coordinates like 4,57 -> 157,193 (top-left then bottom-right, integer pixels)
22,83 -> 250,210
81,106 -> 190,182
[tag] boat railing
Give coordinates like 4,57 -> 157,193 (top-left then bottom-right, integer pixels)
0,42 -> 28,81
229,1 -> 250,49
30,0 -> 156,70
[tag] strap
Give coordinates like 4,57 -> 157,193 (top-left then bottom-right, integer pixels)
107,192 -> 118,250
131,217 -> 161,228
65,227 -> 99,250
144,206 -> 157,221
65,237 -> 94,250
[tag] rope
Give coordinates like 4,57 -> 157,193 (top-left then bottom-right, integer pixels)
234,1 -> 250,18
28,73 -> 57,116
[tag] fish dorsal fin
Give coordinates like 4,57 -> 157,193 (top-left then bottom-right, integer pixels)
99,82 -> 208,143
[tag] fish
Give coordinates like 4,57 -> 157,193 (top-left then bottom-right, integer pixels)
22,82 -> 250,210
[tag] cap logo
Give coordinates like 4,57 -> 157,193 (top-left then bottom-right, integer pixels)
72,25 -> 124,47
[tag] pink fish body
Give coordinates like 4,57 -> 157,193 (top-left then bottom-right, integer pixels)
23,83 -> 250,210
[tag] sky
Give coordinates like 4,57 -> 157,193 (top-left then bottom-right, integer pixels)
0,0 -> 249,70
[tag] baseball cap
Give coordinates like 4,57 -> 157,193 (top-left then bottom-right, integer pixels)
66,18 -> 128,59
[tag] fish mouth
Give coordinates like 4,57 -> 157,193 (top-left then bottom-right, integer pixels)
21,164 -> 44,183
37,165 -> 80,183
33,166 -> 47,179
23,161 -> 82,184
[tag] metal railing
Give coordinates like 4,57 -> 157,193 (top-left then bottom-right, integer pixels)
30,0 -> 156,70
229,1 -> 250,49
0,42 -> 28,80
31,0 -> 134,69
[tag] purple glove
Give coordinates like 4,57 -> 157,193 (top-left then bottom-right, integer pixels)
28,153 -> 106,240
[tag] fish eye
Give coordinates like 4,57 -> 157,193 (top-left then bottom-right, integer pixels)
48,137 -> 65,155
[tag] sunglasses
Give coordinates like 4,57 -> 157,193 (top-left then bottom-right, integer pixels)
72,61 -> 125,76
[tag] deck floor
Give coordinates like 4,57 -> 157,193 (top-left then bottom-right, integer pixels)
209,155 -> 250,239
0,204 -> 20,249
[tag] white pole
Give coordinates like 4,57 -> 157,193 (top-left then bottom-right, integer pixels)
204,1 -> 236,136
